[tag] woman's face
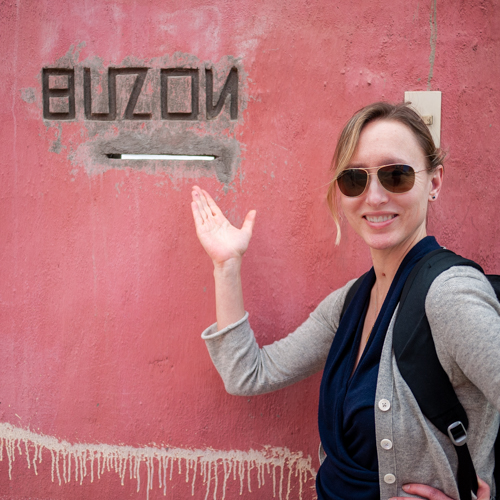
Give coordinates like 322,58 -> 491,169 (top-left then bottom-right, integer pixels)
339,119 -> 443,255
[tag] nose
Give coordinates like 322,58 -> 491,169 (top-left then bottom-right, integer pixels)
364,172 -> 389,206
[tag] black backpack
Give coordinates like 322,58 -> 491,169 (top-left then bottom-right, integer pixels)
342,248 -> 500,500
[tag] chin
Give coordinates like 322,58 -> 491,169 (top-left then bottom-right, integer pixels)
365,238 -> 399,252
362,229 -> 426,254
355,230 -> 394,249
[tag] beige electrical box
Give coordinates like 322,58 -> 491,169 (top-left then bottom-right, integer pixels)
404,91 -> 442,147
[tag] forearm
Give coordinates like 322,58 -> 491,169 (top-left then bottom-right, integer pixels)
214,258 -> 246,330
202,283 -> 350,396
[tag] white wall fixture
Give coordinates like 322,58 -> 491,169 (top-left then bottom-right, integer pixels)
404,91 -> 442,147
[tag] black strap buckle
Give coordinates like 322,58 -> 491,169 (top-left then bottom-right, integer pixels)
447,421 -> 468,446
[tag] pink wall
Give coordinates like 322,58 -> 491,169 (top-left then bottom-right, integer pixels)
1,0 -> 499,498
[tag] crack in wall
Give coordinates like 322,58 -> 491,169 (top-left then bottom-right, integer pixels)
427,0 -> 438,90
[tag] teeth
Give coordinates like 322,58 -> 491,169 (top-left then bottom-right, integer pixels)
366,215 -> 395,223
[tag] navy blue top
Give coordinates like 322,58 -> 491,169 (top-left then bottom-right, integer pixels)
316,236 -> 441,500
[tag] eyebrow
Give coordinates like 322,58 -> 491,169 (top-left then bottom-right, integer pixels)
347,158 -> 409,169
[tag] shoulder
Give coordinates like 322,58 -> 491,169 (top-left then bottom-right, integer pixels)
425,265 -> 500,410
426,264 -> 498,312
425,264 -> 500,370
426,264 -> 500,339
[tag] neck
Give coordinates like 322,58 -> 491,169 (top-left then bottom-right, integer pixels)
369,232 -> 427,297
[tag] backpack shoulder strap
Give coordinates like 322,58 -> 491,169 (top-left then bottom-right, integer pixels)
393,248 -> 483,500
487,274 -> 500,302
393,248 -> 483,426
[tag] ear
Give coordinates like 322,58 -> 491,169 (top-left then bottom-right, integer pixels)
429,165 -> 444,201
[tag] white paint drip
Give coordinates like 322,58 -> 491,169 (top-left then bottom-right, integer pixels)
0,422 -> 316,499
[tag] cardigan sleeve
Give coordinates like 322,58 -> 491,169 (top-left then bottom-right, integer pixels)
201,280 -> 355,396
426,266 -> 500,411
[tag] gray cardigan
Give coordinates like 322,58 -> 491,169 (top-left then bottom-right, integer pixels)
201,266 -> 500,499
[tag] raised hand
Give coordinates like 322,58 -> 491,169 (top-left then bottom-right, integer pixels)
191,186 -> 256,266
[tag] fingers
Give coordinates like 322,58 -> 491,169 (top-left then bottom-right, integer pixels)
476,476 -> 491,500
241,210 -> 257,236
191,200 -> 204,226
201,189 -> 224,218
191,186 -> 212,225
390,477 -> 490,500
191,186 -> 256,232
192,186 -> 220,221
390,483 -> 451,500
389,478 -> 491,500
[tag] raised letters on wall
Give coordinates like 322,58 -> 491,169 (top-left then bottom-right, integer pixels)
42,66 -> 239,121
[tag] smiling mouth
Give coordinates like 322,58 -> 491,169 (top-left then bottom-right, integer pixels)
365,215 -> 397,223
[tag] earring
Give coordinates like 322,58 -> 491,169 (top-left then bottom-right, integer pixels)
432,195 -> 436,199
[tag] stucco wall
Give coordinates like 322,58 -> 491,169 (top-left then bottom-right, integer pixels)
0,0 -> 499,498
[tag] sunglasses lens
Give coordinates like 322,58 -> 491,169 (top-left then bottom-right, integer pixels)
378,164 -> 415,193
337,169 -> 368,197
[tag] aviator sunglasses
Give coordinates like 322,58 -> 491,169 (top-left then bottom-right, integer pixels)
336,164 -> 427,198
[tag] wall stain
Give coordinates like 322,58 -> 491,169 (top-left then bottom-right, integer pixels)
427,0 -> 438,89
20,88 -> 36,104
0,422 -> 316,500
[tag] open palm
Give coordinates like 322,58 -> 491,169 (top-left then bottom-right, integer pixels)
191,186 -> 256,265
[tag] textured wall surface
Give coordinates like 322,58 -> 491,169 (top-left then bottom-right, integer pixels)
0,0 -> 499,498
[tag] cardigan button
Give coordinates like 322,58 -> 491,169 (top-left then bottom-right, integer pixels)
378,399 -> 391,411
384,473 -> 396,484
380,439 -> 393,450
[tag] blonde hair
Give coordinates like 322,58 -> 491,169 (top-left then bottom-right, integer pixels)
327,102 -> 446,244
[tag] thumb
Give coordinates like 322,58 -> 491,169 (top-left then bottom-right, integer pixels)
476,476 -> 491,500
241,210 -> 257,236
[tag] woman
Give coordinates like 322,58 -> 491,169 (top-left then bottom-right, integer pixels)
190,102 -> 499,499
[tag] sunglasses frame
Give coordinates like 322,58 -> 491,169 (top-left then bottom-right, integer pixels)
336,163 -> 428,198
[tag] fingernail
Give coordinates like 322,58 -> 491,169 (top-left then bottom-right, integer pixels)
402,484 -> 410,492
